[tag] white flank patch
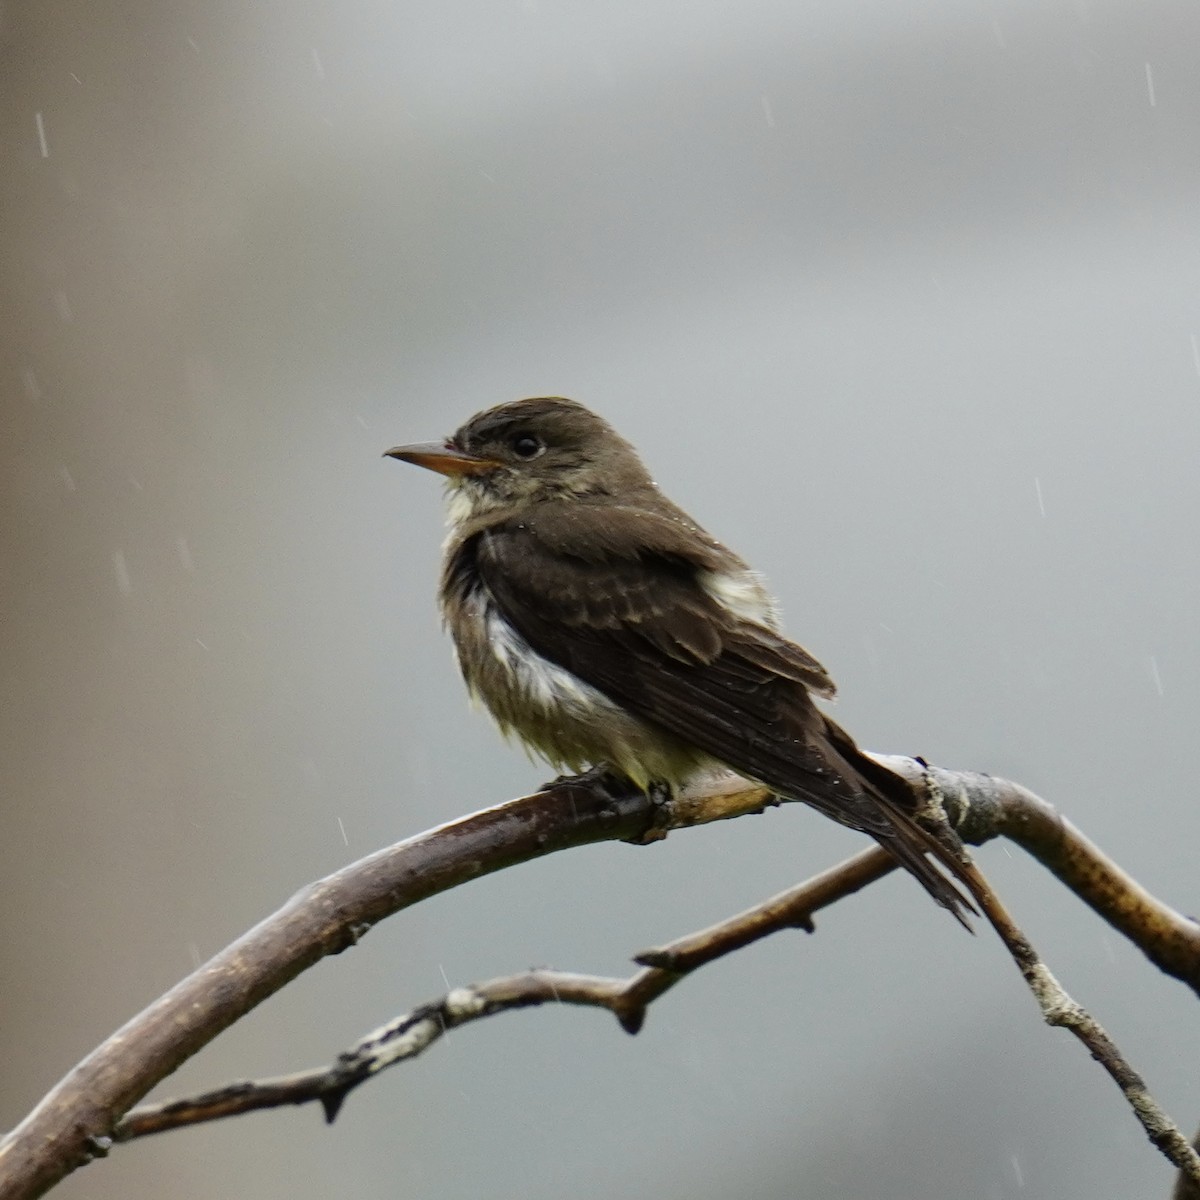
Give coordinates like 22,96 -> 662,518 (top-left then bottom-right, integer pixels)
698,568 -> 777,626
484,607 -> 614,714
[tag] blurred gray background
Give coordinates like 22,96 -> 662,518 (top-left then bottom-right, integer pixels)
3,0 -> 1200,1197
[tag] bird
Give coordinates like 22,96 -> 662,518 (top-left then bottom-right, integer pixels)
385,396 -> 972,924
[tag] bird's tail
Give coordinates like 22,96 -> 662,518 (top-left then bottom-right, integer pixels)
867,797 -> 977,930
820,716 -> 977,930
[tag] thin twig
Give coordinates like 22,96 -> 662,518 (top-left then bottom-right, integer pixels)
916,765 -> 1200,1184
114,971 -> 668,1137
1174,1128 -> 1200,1200
110,847 -> 906,1138
956,857 -> 1200,1185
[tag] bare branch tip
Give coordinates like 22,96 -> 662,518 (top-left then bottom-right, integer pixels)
320,1088 -> 350,1125
631,948 -> 675,970
616,1006 -> 646,1036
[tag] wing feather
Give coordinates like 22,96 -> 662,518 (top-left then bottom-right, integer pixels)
478,519 -> 874,818
474,512 -> 974,923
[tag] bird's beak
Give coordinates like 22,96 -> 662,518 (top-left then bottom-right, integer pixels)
383,441 -> 502,477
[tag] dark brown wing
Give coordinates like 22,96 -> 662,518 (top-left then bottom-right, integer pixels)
476,508 -> 973,923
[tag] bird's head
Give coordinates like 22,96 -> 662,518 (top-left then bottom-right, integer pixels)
385,396 -> 653,518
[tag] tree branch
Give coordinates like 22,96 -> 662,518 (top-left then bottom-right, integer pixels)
112,814 -> 1200,1188
2,762 -> 1198,1199
112,843 -> 894,1139
899,761 -> 1200,998
0,769 -> 772,1200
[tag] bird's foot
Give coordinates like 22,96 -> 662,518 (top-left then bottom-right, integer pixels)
536,764 -> 630,800
623,779 -> 674,846
646,780 -> 673,807
536,768 -> 673,844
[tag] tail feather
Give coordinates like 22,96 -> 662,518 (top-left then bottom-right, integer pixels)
819,715 -> 976,928
870,805 -> 976,929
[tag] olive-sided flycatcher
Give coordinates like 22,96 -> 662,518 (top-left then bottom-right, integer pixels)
386,396 -> 970,922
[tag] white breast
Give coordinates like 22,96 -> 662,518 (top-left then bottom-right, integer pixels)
450,592 -> 681,784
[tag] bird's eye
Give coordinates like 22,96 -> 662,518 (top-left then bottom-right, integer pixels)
509,433 -> 544,459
